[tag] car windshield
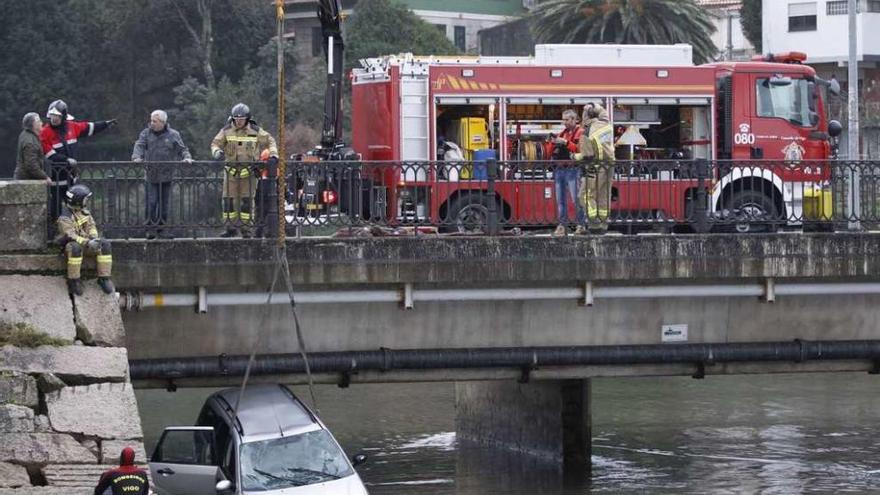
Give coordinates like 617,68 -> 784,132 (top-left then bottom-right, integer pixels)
240,429 -> 354,491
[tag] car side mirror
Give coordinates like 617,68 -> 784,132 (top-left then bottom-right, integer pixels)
352,453 -> 368,467
215,480 -> 233,494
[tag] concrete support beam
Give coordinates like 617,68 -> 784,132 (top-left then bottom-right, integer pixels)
455,379 -> 591,481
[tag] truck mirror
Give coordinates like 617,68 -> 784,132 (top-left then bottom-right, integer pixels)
809,111 -> 819,127
828,78 -> 841,96
828,120 -> 843,138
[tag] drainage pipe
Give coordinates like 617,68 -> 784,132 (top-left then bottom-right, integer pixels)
119,282 -> 880,310
128,339 -> 880,381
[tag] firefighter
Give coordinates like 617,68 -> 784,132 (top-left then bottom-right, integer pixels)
93,446 -> 148,495
575,102 -> 614,234
56,184 -> 114,296
40,99 -> 116,223
211,103 -> 279,238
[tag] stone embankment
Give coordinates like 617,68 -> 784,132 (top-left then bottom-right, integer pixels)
0,181 -> 146,494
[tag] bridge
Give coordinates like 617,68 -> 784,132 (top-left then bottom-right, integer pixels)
4,165 -> 880,478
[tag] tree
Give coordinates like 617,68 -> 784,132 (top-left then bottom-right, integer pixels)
344,0 -> 459,73
529,0 -> 718,64
741,0 -> 762,54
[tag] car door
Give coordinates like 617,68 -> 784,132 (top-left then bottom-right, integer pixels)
149,426 -> 220,495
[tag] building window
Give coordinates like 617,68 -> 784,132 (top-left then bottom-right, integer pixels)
454,26 -> 466,51
311,27 -> 323,57
788,2 -> 817,32
827,1 -> 847,15
868,0 -> 880,12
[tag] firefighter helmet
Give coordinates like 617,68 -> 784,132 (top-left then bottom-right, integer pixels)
47,99 -> 68,118
65,184 -> 92,208
231,103 -> 250,120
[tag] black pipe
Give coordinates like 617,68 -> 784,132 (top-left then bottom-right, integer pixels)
129,340 -> 880,380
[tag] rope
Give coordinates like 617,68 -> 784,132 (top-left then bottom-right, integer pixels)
232,0 -> 320,419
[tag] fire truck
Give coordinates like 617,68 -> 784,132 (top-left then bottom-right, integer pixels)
349,44 -> 842,232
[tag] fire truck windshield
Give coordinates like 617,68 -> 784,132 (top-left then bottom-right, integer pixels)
756,78 -> 816,127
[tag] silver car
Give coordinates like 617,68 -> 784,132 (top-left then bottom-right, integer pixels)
149,384 -> 368,494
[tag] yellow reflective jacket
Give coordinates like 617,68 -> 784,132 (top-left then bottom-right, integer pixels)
56,206 -> 98,245
576,109 -> 615,163
210,121 -> 278,177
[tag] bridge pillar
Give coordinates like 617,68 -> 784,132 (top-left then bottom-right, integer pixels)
455,379 -> 591,482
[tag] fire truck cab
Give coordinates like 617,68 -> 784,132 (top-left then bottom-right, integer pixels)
350,44 -> 836,231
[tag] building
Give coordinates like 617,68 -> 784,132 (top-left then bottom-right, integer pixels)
695,0 -> 754,61
285,0 -> 530,60
763,0 -> 880,158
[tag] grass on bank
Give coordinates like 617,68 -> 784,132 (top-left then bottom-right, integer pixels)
0,321 -> 69,347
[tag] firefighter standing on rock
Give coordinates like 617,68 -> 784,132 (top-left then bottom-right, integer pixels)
211,103 -> 278,238
56,184 -> 114,296
575,102 -> 615,234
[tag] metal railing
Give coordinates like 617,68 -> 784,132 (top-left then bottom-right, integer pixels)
45,159 -> 880,238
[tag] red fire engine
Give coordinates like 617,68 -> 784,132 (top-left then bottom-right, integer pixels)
349,44 -> 840,231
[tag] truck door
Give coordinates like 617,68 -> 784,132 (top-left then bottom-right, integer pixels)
149,426 -> 220,495
748,73 -> 818,161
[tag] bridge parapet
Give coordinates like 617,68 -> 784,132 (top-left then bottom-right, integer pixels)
108,233 -> 880,290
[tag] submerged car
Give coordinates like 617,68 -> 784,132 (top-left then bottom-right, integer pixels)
149,384 -> 368,494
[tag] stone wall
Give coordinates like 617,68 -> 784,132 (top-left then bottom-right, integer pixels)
0,275 -> 146,493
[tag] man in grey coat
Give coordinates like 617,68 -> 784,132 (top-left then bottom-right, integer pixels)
15,112 -> 51,183
132,110 -> 192,239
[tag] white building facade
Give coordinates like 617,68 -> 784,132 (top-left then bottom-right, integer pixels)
763,0 -> 880,158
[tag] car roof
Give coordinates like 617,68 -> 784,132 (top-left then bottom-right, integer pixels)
211,384 -> 318,440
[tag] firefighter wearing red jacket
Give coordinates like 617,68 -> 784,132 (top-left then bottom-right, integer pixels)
93,446 -> 148,495
40,99 -> 116,221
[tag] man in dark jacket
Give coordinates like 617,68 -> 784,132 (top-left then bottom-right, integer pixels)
14,112 -> 50,183
94,446 -> 148,495
132,109 -> 193,239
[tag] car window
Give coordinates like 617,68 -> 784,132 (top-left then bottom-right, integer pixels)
240,430 -> 354,491
153,430 -> 215,465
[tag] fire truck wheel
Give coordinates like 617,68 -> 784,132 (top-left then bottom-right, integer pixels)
725,190 -> 780,233
447,194 -> 494,234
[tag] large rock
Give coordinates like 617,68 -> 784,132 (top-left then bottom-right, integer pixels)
46,383 -> 143,439
73,287 -> 125,347
101,440 -> 148,465
0,433 -> 97,464
0,371 -> 38,407
0,276 -> 75,342
43,464 -> 108,488
0,181 -> 47,252
0,346 -> 128,384
0,404 -> 34,432
0,461 -> 30,488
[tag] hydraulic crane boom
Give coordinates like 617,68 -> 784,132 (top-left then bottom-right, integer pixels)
317,0 -> 345,151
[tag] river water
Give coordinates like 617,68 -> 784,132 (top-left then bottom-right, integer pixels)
136,373 -> 880,494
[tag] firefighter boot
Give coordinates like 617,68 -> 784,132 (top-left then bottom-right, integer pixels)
67,279 -> 83,296
97,277 -> 115,295
220,228 -> 238,238
553,224 -> 567,237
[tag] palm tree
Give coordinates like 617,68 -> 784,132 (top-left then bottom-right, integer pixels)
530,0 -> 718,64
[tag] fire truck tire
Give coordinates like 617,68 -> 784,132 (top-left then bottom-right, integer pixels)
725,190 -> 780,233
447,194 -> 494,234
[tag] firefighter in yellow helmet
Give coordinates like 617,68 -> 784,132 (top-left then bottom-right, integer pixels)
56,184 -> 114,296
575,102 -> 615,234
211,103 -> 278,238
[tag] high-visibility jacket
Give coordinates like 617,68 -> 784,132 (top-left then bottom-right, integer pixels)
56,206 -> 98,245
577,110 -> 615,163
210,121 -> 278,178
